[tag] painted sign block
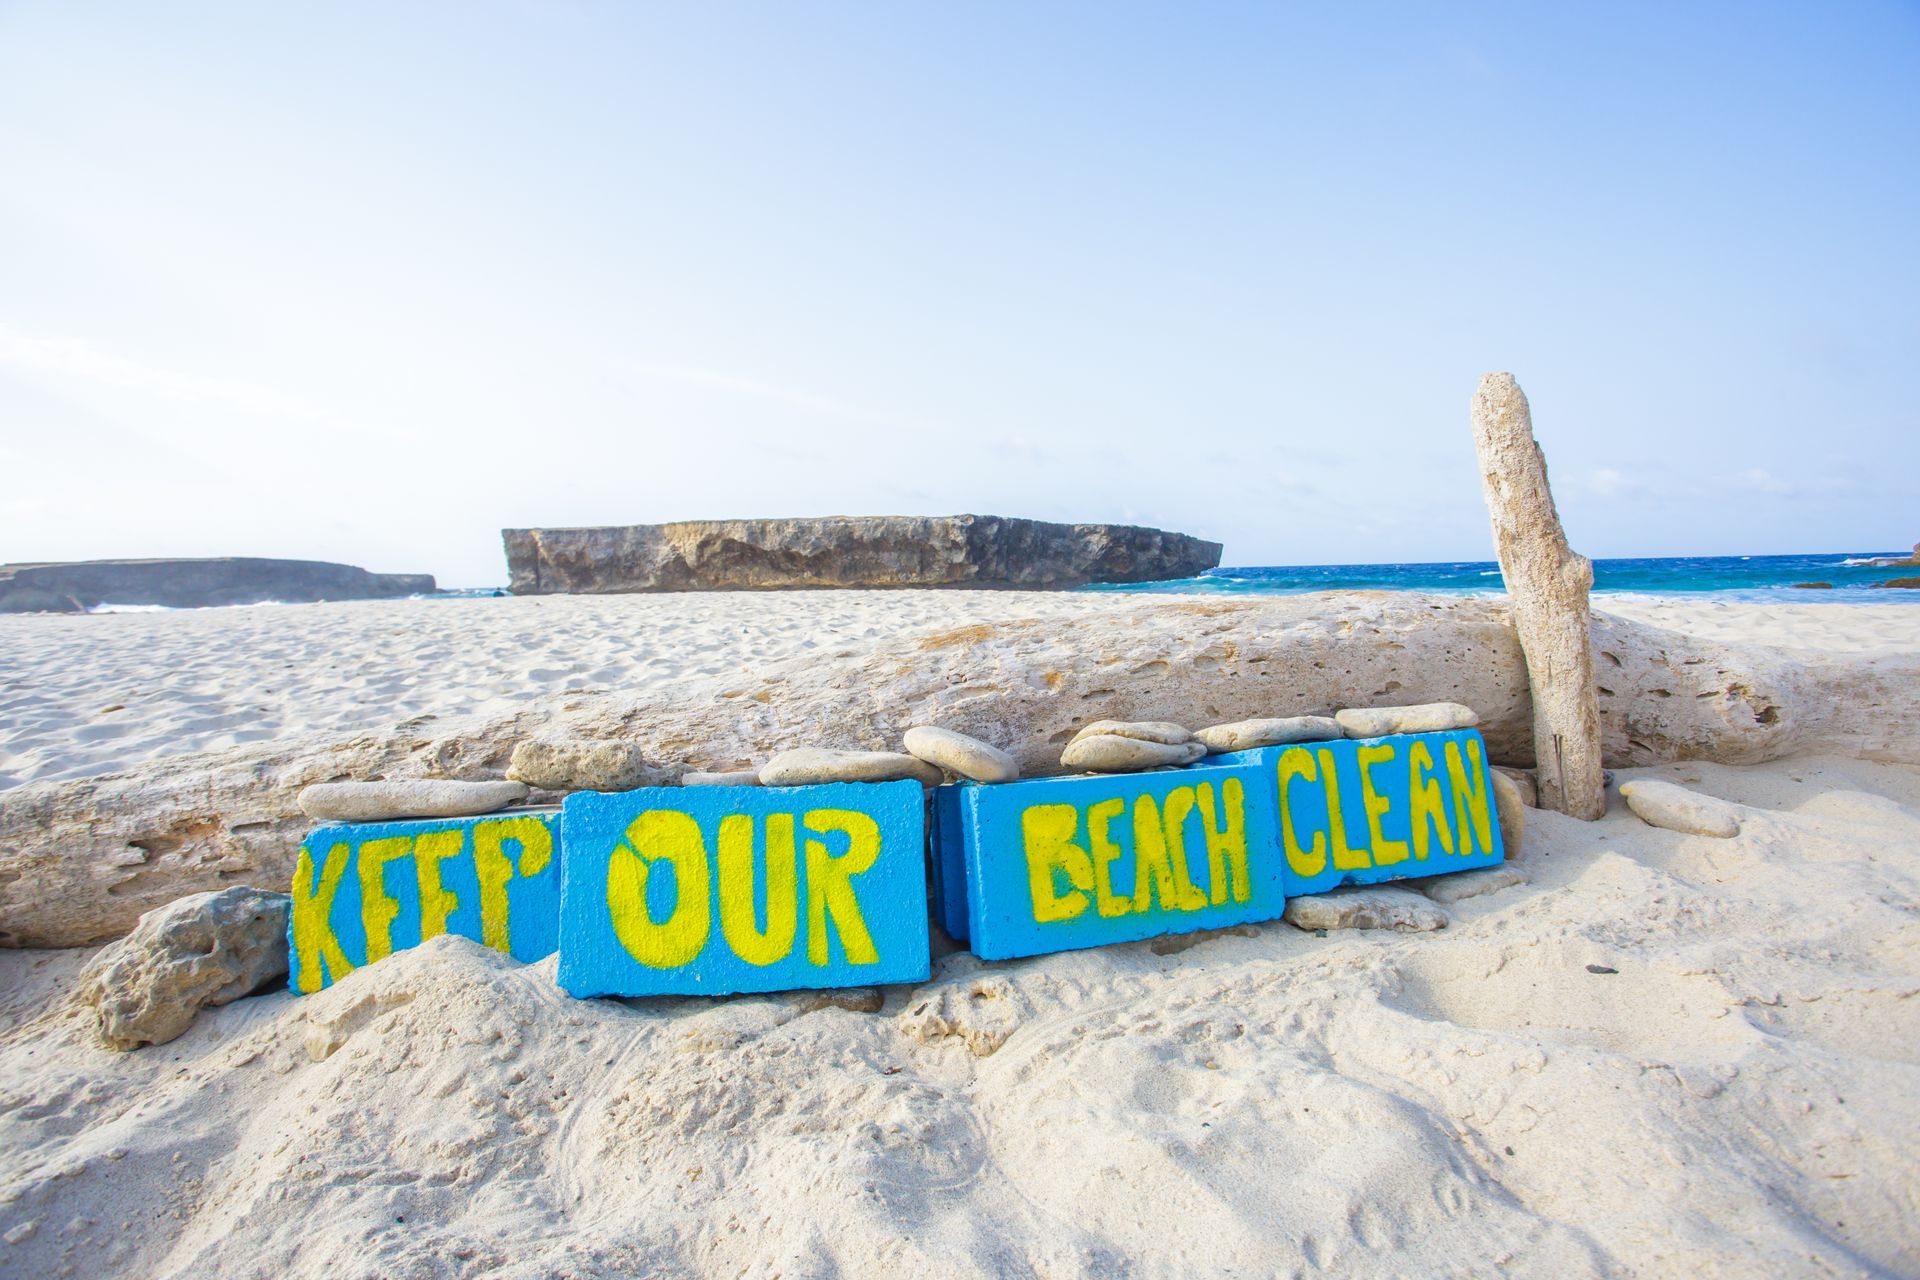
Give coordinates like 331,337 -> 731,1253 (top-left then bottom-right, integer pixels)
1210,727 -> 1505,896
930,783 -> 971,943
955,762 -> 1286,961
289,809 -> 562,993
558,781 -> 929,997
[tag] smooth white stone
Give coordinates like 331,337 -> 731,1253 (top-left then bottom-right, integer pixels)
1060,735 -> 1206,772
1619,779 -> 1741,838
1194,716 -> 1342,753
299,779 -> 528,822
1335,702 -> 1480,738
758,748 -> 944,788
903,726 -> 1020,783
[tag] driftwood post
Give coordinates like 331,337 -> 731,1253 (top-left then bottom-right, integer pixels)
1470,373 -> 1606,819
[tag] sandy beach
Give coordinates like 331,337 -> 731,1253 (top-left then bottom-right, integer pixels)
0,591 -> 1916,1276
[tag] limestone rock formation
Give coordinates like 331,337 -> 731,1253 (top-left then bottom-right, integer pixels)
507,738 -> 665,792
502,515 -> 1222,593
1194,716 -> 1341,752
1283,887 -> 1449,932
74,887 -> 290,1049
1335,703 -> 1478,738
298,779 -> 529,821
0,558 -> 433,613
4,592 -> 1916,947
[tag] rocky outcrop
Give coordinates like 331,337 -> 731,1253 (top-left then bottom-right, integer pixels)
1866,543 -> 1920,568
3,593 -> 1918,947
73,887 -> 290,1049
501,515 -> 1222,593
0,558 -> 435,613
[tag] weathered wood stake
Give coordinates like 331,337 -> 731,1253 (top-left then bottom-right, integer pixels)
1470,373 -> 1606,819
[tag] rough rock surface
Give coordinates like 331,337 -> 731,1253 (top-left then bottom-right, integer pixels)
759,748 -> 943,788
1060,735 -> 1206,771
4,592 -> 1916,947
298,780 -> 529,821
1491,770 -> 1527,856
1336,702 -> 1479,737
1194,716 -> 1341,753
503,515 -> 1222,594
1494,766 -> 1539,808
680,770 -> 762,787
1283,887 -> 1449,932
1619,779 -> 1742,838
0,558 -> 433,614
903,726 -> 1020,783
1416,864 -> 1530,904
506,738 -> 664,792
1068,720 -> 1192,745
73,887 -> 290,1049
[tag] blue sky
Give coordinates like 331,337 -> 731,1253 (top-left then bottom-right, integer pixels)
2,2 -> 1915,586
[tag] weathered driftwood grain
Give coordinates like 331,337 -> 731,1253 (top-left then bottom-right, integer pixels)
1471,373 -> 1607,820
3,593 -> 1915,947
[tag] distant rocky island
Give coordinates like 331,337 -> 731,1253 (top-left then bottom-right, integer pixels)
502,515 -> 1222,593
0,559 -> 436,614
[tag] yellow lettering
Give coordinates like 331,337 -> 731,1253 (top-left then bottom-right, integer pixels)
291,842 -> 355,993
1087,797 -> 1130,918
606,809 -> 712,968
1445,738 -> 1495,855
1408,740 -> 1454,859
717,813 -> 798,966
1319,747 -> 1372,871
1277,748 -> 1327,878
1021,803 -> 1093,923
1130,794 -> 1182,913
1357,743 -> 1409,866
1158,787 -> 1209,911
474,816 -> 552,952
804,809 -> 881,965
357,836 -> 412,964
1196,779 -> 1250,904
413,829 -> 464,942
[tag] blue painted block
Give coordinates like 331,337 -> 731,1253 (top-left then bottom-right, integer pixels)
930,783 -> 971,942
557,781 -> 930,997
956,763 -> 1287,961
1209,728 -> 1506,895
289,809 -> 562,993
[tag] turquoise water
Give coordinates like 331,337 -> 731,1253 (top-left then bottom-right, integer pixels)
1084,553 -> 1920,603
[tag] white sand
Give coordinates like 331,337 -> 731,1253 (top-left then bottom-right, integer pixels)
2,591 -> 1918,1276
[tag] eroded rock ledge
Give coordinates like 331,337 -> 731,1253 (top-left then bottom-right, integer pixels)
502,515 -> 1223,593
0,558 -> 435,613
2,593 -> 1915,947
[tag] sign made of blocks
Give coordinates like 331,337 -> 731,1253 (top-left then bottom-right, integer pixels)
1211,727 -> 1506,895
289,810 -> 562,993
557,781 -> 930,997
950,762 -> 1288,961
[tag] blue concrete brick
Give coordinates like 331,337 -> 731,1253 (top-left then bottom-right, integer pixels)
557,781 -> 929,997
1207,727 -> 1506,895
956,762 -> 1287,961
288,809 -> 562,994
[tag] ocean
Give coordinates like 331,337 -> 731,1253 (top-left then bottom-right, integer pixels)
1083,552 -> 1920,603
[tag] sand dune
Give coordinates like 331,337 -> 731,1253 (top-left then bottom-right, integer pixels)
1,592 -> 1917,1276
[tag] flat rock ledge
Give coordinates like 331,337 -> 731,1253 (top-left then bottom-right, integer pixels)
759,748 -> 943,788
1619,779 -> 1742,838
1415,864 -> 1529,904
504,514 -> 1222,593
1195,716 -> 1341,753
6,591 -> 1915,948
1336,702 -> 1480,738
1284,886 -> 1450,932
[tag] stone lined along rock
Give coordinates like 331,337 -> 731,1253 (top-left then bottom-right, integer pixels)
1335,703 -> 1479,738
681,769 -> 762,787
1416,864 -> 1529,904
74,887 -> 290,1050
506,738 -> 665,793
758,748 -> 943,788
1284,887 -> 1449,932
10,592 -> 1916,947
1490,770 -> 1528,856
1060,735 -> 1206,772
1493,766 -> 1539,808
903,726 -> 1020,783
1470,373 -> 1606,820
1194,716 -> 1341,753
503,515 -> 1223,594
1068,720 -> 1192,746
0,557 -> 433,614
298,780 -> 529,822
1619,779 -> 1741,838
